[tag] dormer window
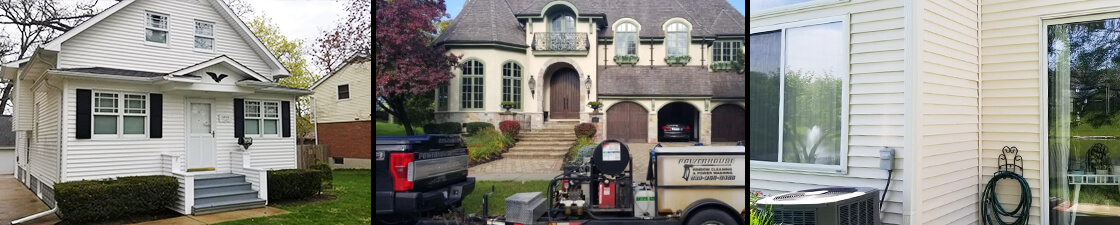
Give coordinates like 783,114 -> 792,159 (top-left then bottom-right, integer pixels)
615,23 -> 638,56
194,20 -> 215,50
551,13 -> 575,33
145,12 -> 169,44
666,23 -> 689,56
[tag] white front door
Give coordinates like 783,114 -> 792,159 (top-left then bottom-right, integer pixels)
187,102 -> 215,171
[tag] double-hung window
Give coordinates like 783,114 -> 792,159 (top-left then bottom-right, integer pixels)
93,91 -> 148,137
615,23 -> 638,56
244,100 -> 281,136
750,15 -> 848,172
713,41 -> 742,62
666,23 -> 689,56
145,12 -> 169,44
194,20 -> 215,50
337,84 -> 350,100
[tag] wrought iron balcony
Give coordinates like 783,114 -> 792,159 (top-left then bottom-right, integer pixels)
532,32 -> 589,54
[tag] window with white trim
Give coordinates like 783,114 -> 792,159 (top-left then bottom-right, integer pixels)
194,20 -> 214,50
750,17 -> 847,170
244,100 -> 280,136
93,91 -> 147,137
145,12 -> 169,44
337,84 -> 350,100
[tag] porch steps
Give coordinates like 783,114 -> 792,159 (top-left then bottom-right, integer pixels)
506,121 -> 579,160
192,174 -> 265,215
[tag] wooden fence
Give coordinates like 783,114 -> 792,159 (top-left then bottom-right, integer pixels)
297,144 -> 330,169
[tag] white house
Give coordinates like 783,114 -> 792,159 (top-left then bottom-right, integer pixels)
7,0 -> 311,215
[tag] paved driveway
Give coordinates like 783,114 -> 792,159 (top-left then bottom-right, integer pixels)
0,177 -> 59,225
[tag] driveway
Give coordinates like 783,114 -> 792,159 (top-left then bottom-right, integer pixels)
0,177 -> 59,225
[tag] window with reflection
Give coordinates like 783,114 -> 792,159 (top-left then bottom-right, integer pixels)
666,22 -> 689,56
1048,18 -> 1120,224
750,21 -> 844,166
460,60 -> 484,109
616,23 -> 638,56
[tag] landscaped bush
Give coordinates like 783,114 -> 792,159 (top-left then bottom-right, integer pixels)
268,169 -> 323,201
465,129 -> 513,165
55,175 -> 178,222
310,162 -> 334,189
499,120 -> 521,137
464,122 -> 495,136
440,122 -> 462,134
566,137 -> 597,165
423,124 -> 442,135
750,191 -> 772,225
574,123 -> 596,138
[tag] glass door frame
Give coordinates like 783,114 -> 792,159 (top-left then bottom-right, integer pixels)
1040,10 -> 1120,225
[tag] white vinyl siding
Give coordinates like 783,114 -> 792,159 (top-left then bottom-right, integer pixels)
27,90 -> 60,187
194,20 -> 215,51
310,60 -> 372,124
917,0 -> 981,224
749,1 -> 907,224
59,0 -> 272,76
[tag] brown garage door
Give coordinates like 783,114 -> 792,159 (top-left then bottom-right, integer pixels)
607,102 -> 648,143
712,104 -> 746,142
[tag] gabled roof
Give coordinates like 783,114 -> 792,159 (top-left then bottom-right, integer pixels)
40,0 -> 291,77
169,55 -> 270,82
309,54 -> 370,90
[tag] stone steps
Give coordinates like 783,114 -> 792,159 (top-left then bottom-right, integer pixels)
515,142 -> 575,148
517,137 -> 578,142
504,151 -> 568,159
518,132 -> 577,137
510,145 -> 571,152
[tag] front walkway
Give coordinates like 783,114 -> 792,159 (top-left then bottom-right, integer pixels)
130,207 -> 288,225
0,176 -> 59,225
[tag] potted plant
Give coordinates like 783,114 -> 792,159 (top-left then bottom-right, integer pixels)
614,55 -> 639,65
587,101 -> 603,113
710,61 -> 734,71
665,55 -> 691,65
500,101 -> 516,112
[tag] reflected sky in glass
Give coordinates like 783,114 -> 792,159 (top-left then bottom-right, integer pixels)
786,22 -> 844,78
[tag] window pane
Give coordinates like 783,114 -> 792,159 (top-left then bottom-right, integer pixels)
195,37 -> 213,50
245,119 -> 259,135
246,101 -> 260,117
148,14 -> 167,28
146,29 -> 167,43
94,115 -> 117,134
123,116 -> 144,134
195,22 -> 213,36
782,22 -> 844,165
263,120 -> 278,134
750,31 -> 781,162
751,0 -> 817,13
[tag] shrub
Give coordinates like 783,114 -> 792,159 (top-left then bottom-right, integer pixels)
55,175 -> 178,222
423,124 -> 442,135
310,161 -> 334,189
268,169 -> 323,201
464,122 -> 495,136
465,129 -> 513,164
574,123 -> 596,138
499,120 -> 521,137
440,122 -> 462,134
566,137 -> 597,164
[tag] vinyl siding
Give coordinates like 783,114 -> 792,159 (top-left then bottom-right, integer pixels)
27,87 -> 61,187
917,0 -> 980,224
749,0 -> 908,224
57,0 -> 272,75
976,1 -> 1120,224
312,61 -> 372,124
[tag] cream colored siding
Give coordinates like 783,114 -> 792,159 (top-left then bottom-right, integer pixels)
748,0 -> 907,224
917,0 -> 981,224
58,0 -> 272,75
312,61 -> 372,124
27,87 -> 61,187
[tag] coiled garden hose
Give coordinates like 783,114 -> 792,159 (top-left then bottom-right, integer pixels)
981,170 -> 1032,225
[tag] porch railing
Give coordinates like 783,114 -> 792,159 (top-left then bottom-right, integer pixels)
231,150 -> 269,203
161,153 -> 194,214
532,32 -> 589,51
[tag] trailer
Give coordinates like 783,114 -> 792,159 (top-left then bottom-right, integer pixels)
411,140 -> 747,225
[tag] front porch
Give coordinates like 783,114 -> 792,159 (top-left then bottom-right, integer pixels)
161,150 -> 267,215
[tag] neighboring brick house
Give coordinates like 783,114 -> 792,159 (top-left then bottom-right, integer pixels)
310,55 -> 372,169
433,0 -> 746,144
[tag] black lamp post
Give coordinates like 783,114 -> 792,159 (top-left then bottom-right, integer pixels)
585,75 -> 592,95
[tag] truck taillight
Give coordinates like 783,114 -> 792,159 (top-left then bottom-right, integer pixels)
466,149 -> 470,177
685,126 -> 691,130
662,126 -> 669,130
390,153 -> 414,191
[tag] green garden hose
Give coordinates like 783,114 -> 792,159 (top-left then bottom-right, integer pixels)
981,170 -> 1032,225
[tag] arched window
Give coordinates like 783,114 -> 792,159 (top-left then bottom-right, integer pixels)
666,22 -> 689,56
615,22 -> 638,56
460,60 -> 484,109
502,62 -> 522,109
551,13 -> 575,33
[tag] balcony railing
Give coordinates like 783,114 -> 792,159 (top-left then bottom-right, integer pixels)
532,32 -> 589,52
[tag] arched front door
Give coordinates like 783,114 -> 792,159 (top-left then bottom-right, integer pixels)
550,68 -> 580,119
607,102 -> 648,143
711,104 -> 746,142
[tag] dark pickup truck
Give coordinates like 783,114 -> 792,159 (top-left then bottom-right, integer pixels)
375,135 -> 475,222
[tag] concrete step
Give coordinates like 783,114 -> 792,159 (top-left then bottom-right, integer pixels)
510,145 -> 571,151
195,190 -> 259,206
518,137 -> 578,142
195,182 -> 253,196
195,174 -> 246,187
504,151 -> 567,159
515,141 -> 575,147
192,198 -> 266,215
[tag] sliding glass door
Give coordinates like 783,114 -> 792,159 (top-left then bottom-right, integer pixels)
1048,17 -> 1120,225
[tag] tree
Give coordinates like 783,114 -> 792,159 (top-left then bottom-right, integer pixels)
373,0 -> 459,136
312,0 -> 371,75
222,0 -> 254,20
245,15 -> 320,139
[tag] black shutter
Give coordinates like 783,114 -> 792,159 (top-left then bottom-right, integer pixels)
76,89 -> 91,139
234,98 -> 244,138
149,93 -> 162,138
281,101 -> 291,138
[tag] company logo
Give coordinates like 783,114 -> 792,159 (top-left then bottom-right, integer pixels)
679,158 -> 736,181
376,152 -> 384,161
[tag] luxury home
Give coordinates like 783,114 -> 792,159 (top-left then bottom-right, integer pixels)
433,0 -> 746,144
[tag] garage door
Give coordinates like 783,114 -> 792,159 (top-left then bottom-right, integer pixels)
607,102 -> 648,143
0,148 -> 12,175
712,104 -> 746,142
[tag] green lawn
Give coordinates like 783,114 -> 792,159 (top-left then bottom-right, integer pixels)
216,170 -> 372,225
461,180 -> 551,216
376,121 -> 424,137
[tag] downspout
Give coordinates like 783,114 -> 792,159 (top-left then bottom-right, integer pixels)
11,208 -> 57,224
310,96 -> 319,145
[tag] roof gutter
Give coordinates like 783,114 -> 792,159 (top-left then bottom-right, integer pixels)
50,70 -> 165,82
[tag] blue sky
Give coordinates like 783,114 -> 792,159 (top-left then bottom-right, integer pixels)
445,0 -> 747,19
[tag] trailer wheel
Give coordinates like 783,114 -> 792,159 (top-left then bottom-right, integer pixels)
687,208 -> 738,225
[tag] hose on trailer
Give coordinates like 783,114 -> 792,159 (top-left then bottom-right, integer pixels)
980,170 -> 1031,225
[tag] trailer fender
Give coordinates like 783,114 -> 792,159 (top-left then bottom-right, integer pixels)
680,199 -> 744,225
